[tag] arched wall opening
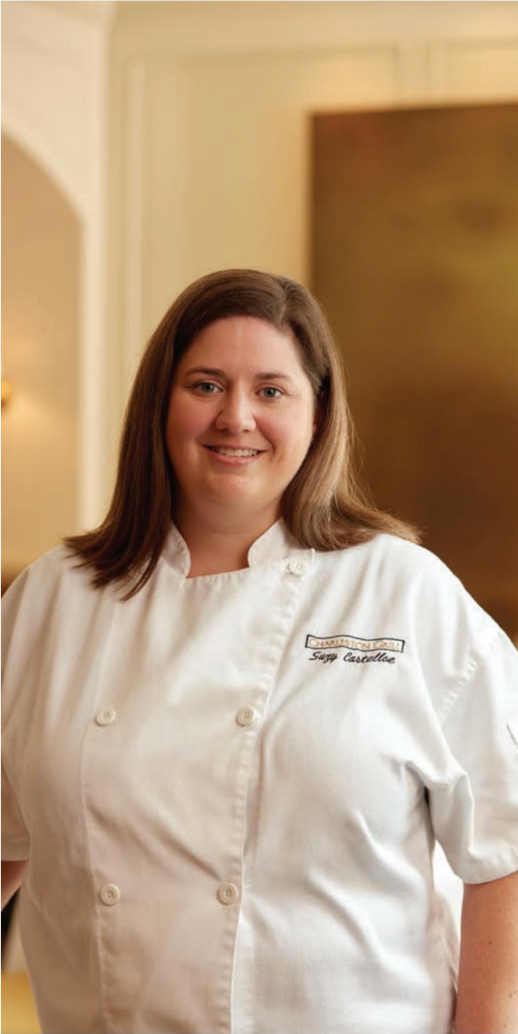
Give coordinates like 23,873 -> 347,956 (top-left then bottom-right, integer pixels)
2,133 -> 81,584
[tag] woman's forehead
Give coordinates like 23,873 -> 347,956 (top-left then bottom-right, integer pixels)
177,316 -> 307,376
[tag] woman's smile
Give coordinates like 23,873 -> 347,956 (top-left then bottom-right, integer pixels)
203,443 -> 267,465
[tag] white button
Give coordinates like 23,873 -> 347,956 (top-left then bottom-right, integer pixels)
236,706 -> 256,727
95,708 -> 116,726
100,883 -> 120,906
287,560 -> 307,577
217,882 -> 239,906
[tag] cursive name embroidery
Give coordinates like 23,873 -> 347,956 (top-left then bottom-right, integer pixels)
309,650 -> 396,664
309,651 -> 339,664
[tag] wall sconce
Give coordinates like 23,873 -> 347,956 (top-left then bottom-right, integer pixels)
1,377 -> 14,409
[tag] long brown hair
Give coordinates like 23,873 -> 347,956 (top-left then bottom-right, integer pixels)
64,268 -> 419,597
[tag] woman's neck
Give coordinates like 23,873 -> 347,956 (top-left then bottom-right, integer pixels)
173,504 -> 279,578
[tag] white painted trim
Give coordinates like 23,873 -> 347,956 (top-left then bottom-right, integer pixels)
428,37 -> 518,102
114,1 -> 518,52
2,1 -> 113,532
1,112 -> 82,221
114,29 -> 518,393
78,26 -> 111,530
395,42 -> 431,103
122,60 -> 147,397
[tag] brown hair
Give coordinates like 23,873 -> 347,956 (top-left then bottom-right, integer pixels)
64,268 -> 419,597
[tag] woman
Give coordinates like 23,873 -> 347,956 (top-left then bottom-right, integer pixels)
2,268 -> 518,1034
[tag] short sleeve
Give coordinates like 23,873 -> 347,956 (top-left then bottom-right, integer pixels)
428,624 -> 518,883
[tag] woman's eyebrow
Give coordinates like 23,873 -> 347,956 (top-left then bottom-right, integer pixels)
183,366 -> 226,377
183,366 -> 296,384
256,371 -> 296,383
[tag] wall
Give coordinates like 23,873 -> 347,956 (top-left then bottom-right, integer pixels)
3,1 -> 516,564
111,1 -> 518,414
1,136 -> 80,576
1,0 -> 114,551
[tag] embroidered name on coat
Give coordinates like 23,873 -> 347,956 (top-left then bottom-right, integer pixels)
305,633 -> 405,665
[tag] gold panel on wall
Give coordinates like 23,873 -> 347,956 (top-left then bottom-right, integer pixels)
311,103 -> 518,638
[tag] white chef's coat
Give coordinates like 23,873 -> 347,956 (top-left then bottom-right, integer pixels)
2,520 -> 518,1034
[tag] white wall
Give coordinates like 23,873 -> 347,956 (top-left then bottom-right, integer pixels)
111,1 -> 518,412
2,0 -> 114,550
1,135 -> 80,575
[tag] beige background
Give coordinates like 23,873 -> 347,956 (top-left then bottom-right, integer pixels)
3,1 -> 518,575
2,136 -> 80,577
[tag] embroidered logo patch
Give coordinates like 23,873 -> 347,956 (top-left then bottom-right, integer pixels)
305,633 -> 405,665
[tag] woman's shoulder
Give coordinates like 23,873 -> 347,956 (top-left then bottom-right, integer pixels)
365,532 -> 465,585
317,531 -> 460,587
3,545 -> 92,602
1,546 -> 124,699
316,532 -> 504,646
1,546 -> 108,647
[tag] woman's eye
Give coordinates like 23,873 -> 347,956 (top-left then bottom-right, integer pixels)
194,381 -> 221,394
260,386 -> 283,399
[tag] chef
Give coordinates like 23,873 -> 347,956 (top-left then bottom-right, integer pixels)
3,268 -> 518,1034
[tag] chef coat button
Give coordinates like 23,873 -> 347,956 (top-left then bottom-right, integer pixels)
287,560 -> 308,577
95,707 -> 116,726
100,883 -> 120,906
217,882 -> 239,906
236,706 -> 256,727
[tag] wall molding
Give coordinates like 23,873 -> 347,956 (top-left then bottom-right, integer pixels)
2,1 -> 113,531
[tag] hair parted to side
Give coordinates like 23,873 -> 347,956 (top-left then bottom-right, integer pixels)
64,268 -> 419,598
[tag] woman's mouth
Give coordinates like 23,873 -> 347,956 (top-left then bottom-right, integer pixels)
206,446 -> 262,457
204,445 -> 265,465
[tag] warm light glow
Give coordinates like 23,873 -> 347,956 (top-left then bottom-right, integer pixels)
1,376 -> 14,408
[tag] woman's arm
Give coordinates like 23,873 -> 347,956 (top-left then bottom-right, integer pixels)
1,859 -> 27,910
454,869 -> 518,1034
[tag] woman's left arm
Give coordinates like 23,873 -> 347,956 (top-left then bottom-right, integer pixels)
454,869 -> 518,1034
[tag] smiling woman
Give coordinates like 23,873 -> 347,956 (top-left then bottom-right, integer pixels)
166,317 -> 318,575
2,269 -> 518,1034
60,267 -> 417,593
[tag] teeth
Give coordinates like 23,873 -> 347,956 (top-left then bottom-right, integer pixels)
210,447 -> 259,457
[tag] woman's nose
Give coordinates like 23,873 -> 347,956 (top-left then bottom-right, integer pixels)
215,390 -> 256,433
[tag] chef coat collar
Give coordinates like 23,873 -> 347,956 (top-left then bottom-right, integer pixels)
161,518 -> 311,578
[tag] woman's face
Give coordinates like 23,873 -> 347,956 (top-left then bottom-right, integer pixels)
166,316 -> 318,527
